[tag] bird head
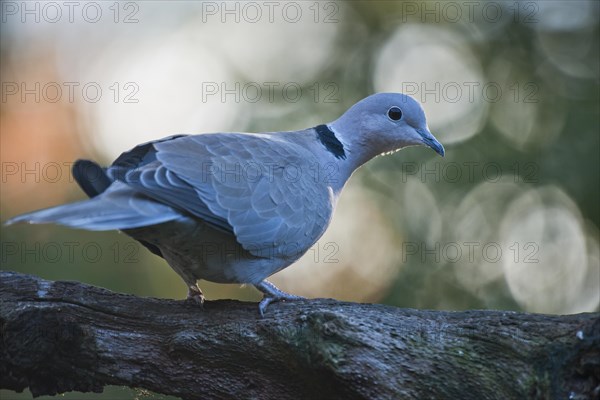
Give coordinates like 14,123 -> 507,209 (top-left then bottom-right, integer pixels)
330,93 -> 444,161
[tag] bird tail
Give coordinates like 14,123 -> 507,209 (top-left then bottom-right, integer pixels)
72,159 -> 112,198
4,182 -> 181,231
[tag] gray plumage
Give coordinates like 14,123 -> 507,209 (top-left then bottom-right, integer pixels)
6,93 -> 444,314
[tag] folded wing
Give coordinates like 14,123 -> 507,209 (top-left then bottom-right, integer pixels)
129,133 -> 334,259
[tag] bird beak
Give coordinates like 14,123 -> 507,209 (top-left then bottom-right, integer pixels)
418,129 -> 445,157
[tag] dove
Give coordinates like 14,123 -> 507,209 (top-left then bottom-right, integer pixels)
6,93 -> 444,315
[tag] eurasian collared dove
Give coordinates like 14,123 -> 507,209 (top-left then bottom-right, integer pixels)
6,93 -> 444,315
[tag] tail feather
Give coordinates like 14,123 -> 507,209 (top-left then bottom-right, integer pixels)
72,159 -> 112,198
5,182 -> 181,231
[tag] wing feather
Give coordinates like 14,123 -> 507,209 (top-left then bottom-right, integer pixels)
148,133 -> 334,259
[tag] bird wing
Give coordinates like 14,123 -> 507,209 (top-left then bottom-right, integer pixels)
124,159 -> 234,234
106,134 -> 188,181
124,133 -> 334,259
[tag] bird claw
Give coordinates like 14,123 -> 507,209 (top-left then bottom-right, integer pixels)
258,296 -> 275,317
186,284 -> 205,308
255,280 -> 304,317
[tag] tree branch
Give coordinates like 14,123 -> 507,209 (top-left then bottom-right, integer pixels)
0,270 -> 598,399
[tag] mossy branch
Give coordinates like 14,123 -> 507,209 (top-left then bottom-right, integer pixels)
0,271 -> 598,399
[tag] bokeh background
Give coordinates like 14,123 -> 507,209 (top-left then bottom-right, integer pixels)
1,1 -> 599,398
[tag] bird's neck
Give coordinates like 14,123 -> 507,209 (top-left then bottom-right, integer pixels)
313,123 -> 381,195
326,121 -> 384,171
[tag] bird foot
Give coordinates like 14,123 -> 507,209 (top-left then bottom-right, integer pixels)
255,280 -> 304,317
186,284 -> 205,307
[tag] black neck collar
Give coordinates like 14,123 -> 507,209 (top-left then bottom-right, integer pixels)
315,124 -> 346,160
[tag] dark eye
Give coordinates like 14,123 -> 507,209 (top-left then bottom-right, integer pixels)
388,106 -> 402,121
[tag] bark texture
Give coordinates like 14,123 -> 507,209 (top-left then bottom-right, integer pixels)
0,270 -> 598,400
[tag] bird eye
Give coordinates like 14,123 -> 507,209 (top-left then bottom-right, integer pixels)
387,106 -> 402,121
